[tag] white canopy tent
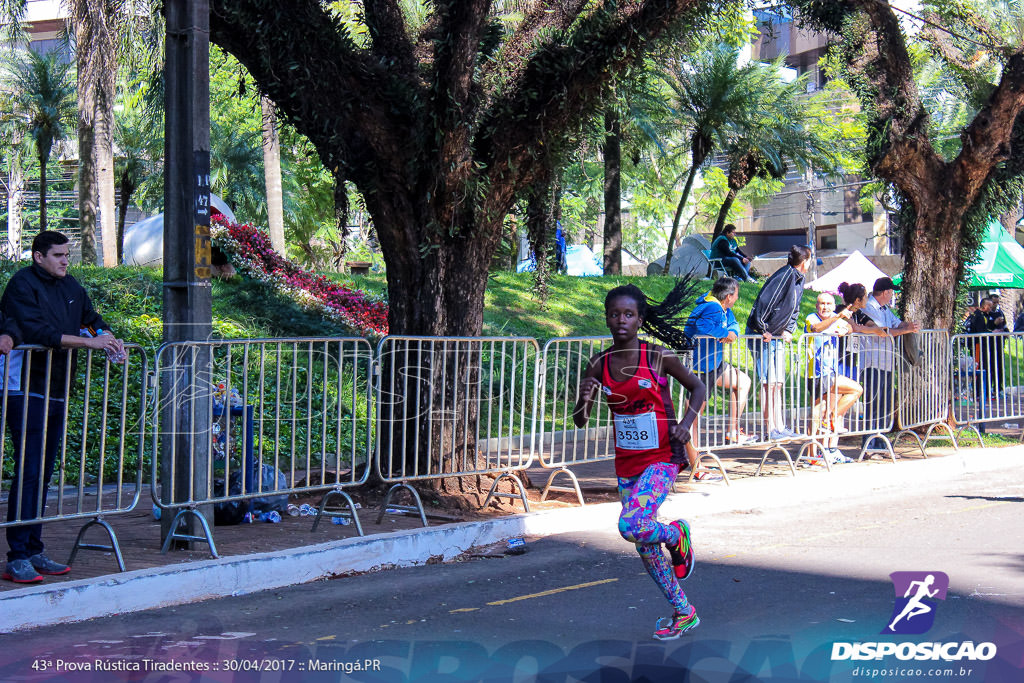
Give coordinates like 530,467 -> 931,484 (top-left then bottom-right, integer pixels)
805,250 -> 887,293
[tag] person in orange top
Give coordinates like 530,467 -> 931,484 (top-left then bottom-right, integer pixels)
573,283 -> 706,641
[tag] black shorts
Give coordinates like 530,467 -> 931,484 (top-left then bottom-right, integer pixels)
697,363 -> 725,388
807,375 -> 834,401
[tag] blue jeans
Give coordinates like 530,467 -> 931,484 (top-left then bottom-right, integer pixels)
5,394 -> 66,562
721,256 -> 751,280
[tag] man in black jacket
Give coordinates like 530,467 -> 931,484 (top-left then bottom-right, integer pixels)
1,231 -> 125,584
745,245 -> 812,442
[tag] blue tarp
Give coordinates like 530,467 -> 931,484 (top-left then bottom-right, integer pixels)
517,244 -> 603,276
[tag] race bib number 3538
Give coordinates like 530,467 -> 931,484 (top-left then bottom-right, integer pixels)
614,412 -> 659,450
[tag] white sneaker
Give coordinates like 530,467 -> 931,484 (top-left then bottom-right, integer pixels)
769,429 -> 796,442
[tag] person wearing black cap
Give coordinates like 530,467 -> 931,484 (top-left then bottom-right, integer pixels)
859,277 -> 919,454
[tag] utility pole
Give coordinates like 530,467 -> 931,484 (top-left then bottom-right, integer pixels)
805,168 -> 818,282
161,0 -> 213,545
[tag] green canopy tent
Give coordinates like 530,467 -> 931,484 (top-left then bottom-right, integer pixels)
893,219 -> 1024,290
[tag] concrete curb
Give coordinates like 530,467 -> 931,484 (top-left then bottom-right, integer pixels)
1,446 -> 1020,632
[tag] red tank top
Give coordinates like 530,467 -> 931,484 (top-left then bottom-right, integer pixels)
601,342 -> 680,477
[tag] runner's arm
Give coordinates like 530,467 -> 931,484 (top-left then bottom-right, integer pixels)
660,349 -> 706,441
572,356 -> 602,428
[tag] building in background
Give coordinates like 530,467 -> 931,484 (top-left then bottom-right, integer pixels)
731,7 -> 895,266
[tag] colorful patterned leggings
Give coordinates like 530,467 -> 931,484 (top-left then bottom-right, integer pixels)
617,461 -> 689,614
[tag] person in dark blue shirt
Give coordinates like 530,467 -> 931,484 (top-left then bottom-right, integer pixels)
710,224 -> 755,282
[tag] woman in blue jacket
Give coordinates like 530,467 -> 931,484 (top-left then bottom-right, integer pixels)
683,277 -> 754,444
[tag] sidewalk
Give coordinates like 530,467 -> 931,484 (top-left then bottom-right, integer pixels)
1,437 -> 1021,632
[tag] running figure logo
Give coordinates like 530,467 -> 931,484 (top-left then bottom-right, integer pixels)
883,571 -> 949,634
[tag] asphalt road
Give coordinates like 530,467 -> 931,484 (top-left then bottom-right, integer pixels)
2,467 -> 1022,683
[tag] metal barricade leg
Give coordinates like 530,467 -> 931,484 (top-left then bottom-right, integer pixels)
159,508 -> 218,558
67,516 -> 127,572
540,467 -> 586,505
482,472 -> 531,512
377,483 -> 429,527
311,488 -> 365,536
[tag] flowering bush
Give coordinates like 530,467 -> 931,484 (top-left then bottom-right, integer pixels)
211,216 -> 388,337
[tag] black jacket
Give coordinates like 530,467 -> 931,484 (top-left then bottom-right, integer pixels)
745,264 -> 805,337
1,263 -> 109,398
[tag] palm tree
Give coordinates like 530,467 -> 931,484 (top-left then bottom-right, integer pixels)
113,106 -> 161,262
210,119 -> 265,220
7,49 -> 76,233
70,0 -> 160,266
709,69 -> 853,240
658,45 -> 779,273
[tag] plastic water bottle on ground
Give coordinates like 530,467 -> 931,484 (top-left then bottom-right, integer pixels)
331,516 -> 350,526
286,504 -> 300,516
259,510 -> 282,523
299,503 -> 316,516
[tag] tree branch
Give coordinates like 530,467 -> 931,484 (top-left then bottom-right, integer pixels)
209,0 -> 420,182
478,0 -> 709,218
364,0 -> 417,72
951,47 -> 1024,200
481,0 -> 591,100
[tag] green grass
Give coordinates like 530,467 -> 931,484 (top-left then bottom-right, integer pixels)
337,271 -> 822,341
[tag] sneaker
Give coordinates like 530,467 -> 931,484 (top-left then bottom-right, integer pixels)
693,470 -> 724,482
769,429 -> 796,442
828,449 -> 854,464
666,520 -> 695,580
653,605 -> 700,640
726,430 -> 757,445
28,553 -> 70,576
780,427 -> 803,440
2,559 -> 43,584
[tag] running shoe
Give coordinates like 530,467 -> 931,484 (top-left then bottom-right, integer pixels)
29,553 -> 70,575
726,430 -> 757,445
770,428 -> 798,444
653,605 -> 700,641
666,519 -> 695,580
2,559 -> 43,583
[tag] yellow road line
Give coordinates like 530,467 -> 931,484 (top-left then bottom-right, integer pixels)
485,578 -> 618,607
448,608 -> 480,613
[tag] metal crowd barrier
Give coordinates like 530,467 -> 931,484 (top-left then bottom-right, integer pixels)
0,344 -> 148,571
894,330 -> 956,455
151,338 -> 373,554
951,332 -> 1024,442
536,337 -> 615,504
792,331 -> 900,466
374,337 -> 539,520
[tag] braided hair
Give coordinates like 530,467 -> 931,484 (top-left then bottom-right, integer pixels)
604,275 -> 701,351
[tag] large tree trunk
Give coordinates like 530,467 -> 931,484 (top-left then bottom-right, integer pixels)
602,108 -> 622,275
261,95 -> 286,255
899,205 -> 966,329
525,164 -> 557,303
7,153 -> 25,254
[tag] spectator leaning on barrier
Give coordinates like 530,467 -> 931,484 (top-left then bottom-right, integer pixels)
803,292 -> 862,464
710,224 -> 756,283
683,277 -> 754,445
858,277 -> 919,453
745,244 -> 812,442
0,231 -> 126,584
966,297 -> 1003,401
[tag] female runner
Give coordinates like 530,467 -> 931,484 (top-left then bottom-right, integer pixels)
572,283 -> 706,640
